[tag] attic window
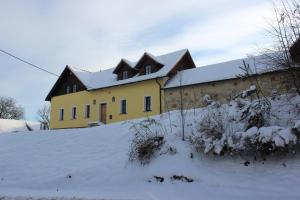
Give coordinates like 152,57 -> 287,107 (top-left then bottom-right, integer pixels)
73,84 -> 77,92
145,65 -> 152,75
123,71 -> 128,79
66,86 -> 70,94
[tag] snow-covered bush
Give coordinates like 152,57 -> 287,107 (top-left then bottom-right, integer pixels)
294,120 -> 300,132
192,122 -> 299,158
190,105 -> 235,155
233,126 -> 298,159
128,118 -> 167,165
203,94 -> 213,106
240,99 -> 271,129
190,95 -> 300,158
235,85 -> 257,99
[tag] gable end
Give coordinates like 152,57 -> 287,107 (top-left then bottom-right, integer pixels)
45,66 -> 87,101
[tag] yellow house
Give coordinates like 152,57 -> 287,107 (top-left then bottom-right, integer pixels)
46,49 -> 196,129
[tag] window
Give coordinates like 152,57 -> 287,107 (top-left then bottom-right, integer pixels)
71,106 -> 77,119
122,71 -> 128,79
144,96 -> 151,112
120,99 -> 127,114
59,108 -> 64,121
73,84 -> 77,92
85,105 -> 90,118
66,86 -> 70,94
145,65 -> 151,74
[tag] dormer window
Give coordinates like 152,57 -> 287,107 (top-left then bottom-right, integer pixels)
113,59 -> 137,81
145,65 -> 152,74
123,71 -> 128,79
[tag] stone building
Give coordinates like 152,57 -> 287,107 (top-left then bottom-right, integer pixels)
163,55 -> 298,111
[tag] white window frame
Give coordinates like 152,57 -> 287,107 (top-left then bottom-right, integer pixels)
84,104 -> 90,118
120,99 -> 127,114
73,84 -> 77,92
71,106 -> 77,120
59,108 -> 64,121
66,86 -> 70,94
145,65 -> 151,74
144,96 -> 151,112
122,71 -> 128,79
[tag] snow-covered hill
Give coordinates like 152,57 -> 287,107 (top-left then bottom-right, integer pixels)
0,95 -> 300,200
0,119 -> 40,134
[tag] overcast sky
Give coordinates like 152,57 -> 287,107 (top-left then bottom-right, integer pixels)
0,0 -> 276,120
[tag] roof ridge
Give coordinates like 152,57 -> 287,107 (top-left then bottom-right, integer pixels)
156,48 -> 188,58
144,52 -> 163,64
197,55 -> 267,69
121,58 -> 136,68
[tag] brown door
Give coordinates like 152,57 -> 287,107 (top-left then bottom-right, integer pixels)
100,103 -> 107,124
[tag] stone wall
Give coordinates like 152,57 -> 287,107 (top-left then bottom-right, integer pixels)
163,70 -> 295,112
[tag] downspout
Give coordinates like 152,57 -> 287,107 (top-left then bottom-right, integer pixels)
155,78 -> 162,114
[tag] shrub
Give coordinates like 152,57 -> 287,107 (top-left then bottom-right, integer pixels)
191,105 -> 231,155
239,99 -> 271,130
128,118 -> 167,165
191,98 -> 299,158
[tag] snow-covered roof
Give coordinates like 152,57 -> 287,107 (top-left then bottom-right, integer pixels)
122,59 -> 137,68
69,49 -> 188,90
164,55 -> 274,89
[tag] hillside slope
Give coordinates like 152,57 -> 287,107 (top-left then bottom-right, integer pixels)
0,117 -> 300,200
0,95 -> 300,199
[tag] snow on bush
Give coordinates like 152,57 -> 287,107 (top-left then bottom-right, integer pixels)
203,94 -> 213,106
234,85 -> 257,99
190,95 -> 300,157
128,118 -> 167,165
240,98 -> 271,129
233,126 -> 297,158
294,120 -> 300,132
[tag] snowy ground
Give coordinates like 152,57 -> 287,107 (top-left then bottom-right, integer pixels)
0,95 -> 300,200
0,119 -> 40,134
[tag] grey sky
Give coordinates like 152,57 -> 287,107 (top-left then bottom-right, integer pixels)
0,0 -> 275,120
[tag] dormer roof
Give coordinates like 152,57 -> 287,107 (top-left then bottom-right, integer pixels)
134,52 -> 164,69
113,59 -> 137,74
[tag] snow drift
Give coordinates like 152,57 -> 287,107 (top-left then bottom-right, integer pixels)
0,119 -> 40,134
0,94 -> 299,199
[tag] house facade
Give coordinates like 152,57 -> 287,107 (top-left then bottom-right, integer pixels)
46,49 -> 195,129
46,48 -> 298,129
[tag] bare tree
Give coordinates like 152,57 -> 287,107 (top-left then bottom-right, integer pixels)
178,72 -> 188,141
237,59 -> 271,106
164,100 -> 173,134
37,104 -> 50,129
0,96 -> 24,119
263,0 -> 300,95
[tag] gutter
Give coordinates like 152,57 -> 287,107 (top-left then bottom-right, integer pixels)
155,78 -> 163,114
